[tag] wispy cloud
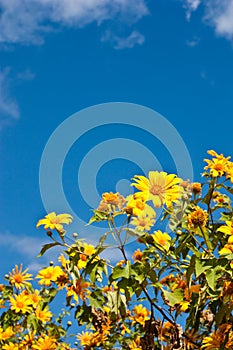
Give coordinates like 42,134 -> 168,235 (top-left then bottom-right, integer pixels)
0,68 -> 20,128
183,0 -> 233,42
204,0 -> 233,40
186,36 -> 200,47
183,0 -> 201,20
102,30 -> 145,49
0,0 -> 148,47
0,231 -> 62,272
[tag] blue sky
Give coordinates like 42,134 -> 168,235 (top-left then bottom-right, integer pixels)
0,0 -> 233,278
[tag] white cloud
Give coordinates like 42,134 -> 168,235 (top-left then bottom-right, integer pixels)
204,0 -> 233,40
0,231 -> 64,272
183,0 -> 233,41
0,0 -> 148,46
183,0 -> 201,20
186,36 -> 200,47
102,30 -> 145,49
0,68 -> 20,127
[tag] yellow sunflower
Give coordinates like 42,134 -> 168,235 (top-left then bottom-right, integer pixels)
2,343 -> 19,350
36,266 -> 63,286
9,264 -> 32,289
129,337 -> 142,350
131,213 -> 156,231
28,290 -> 42,308
204,150 -> 231,177
152,230 -> 171,251
125,194 -> 156,217
0,326 -> 14,340
32,335 -> 57,350
35,306 -> 52,323
218,221 -> 233,235
36,212 -> 73,231
131,304 -> 150,326
132,171 -> 182,208
10,293 -> 32,314
219,235 -> 233,255
66,277 -> 90,303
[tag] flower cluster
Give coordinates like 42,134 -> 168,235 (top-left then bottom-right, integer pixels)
0,150 -> 233,349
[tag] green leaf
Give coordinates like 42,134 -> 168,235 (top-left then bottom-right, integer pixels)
195,259 -> 211,278
87,210 -> 110,225
37,242 -> 61,257
112,261 -> 130,280
162,289 -> 184,306
205,268 -> 219,291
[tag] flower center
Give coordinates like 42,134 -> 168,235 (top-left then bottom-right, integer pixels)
44,273 -> 52,279
17,301 -> 24,308
14,274 -> 23,283
150,184 -> 163,195
214,163 -> 224,171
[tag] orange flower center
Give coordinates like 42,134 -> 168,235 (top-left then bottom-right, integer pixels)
14,274 -> 23,283
214,163 -> 224,171
150,184 -> 163,195
44,272 -> 52,279
17,301 -> 25,308
80,254 -> 87,261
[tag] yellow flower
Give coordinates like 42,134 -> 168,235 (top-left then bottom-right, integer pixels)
152,230 -> 171,251
132,249 -> 143,262
77,331 -> 93,346
32,335 -> 57,350
132,171 -> 182,208
98,192 -> 126,212
36,212 -> 73,231
9,264 -> 32,289
35,306 -> 52,323
21,332 -> 35,347
2,343 -> 19,350
188,207 -> 208,229
191,182 -> 202,195
121,323 -> 131,335
10,293 -> 32,314
36,266 -> 63,286
204,150 -> 231,177
226,163 -> 233,183
131,213 -> 156,231
58,254 -> 70,269
212,191 -> 230,205
218,221 -> 233,235
179,301 -> 190,312
129,337 -> 142,350
131,304 -> 150,326
201,324 -> 232,349
125,195 -> 156,217
28,290 -> 42,307
66,277 -> 90,303
0,327 -> 14,340
219,235 -> 233,255
77,330 -> 108,347
102,192 -> 120,205
77,243 -> 97,269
